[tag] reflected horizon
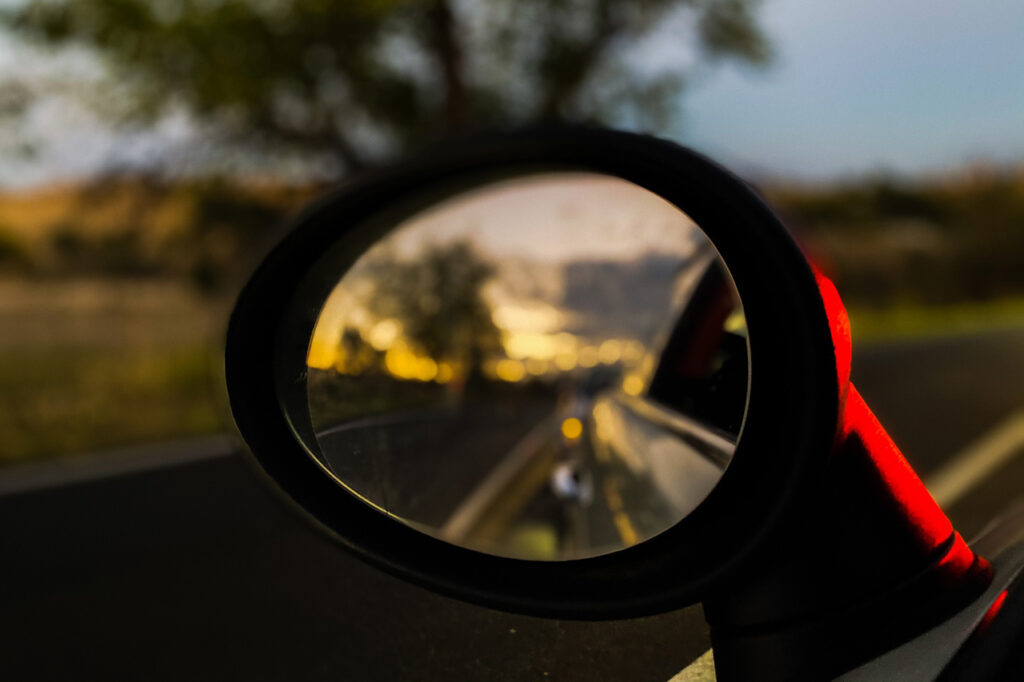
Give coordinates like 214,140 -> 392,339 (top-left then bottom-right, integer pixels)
308,174 -> 712,387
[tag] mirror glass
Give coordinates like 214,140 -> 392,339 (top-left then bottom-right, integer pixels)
301,172 -> 748,560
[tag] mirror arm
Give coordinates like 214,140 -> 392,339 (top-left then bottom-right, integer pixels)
702,274 -> 993,681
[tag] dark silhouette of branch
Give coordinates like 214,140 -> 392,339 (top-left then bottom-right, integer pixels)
427,0 -> 467,129
538,0 -> 623,119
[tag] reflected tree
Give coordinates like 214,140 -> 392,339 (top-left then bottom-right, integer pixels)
368,240 -> 501,376
338,326 -> 384,374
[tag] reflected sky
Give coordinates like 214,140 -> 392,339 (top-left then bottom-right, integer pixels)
307,173 -> 712,390
368,174 -> 699,263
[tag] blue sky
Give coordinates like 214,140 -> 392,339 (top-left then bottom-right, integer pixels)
678,0 -> 1024,179
1,0 -> 1022,186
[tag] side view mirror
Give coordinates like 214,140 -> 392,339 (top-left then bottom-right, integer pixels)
225,127 -> 995,680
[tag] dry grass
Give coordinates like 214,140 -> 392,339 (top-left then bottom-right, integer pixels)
0,277 -> 227,466
849,297 -> 1024,343
0,344 -> 225,465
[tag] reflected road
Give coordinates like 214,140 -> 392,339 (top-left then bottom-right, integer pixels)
315,393 -> 731,560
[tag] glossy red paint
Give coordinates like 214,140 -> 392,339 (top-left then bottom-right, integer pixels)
843,385 -> 955,549
707,271 -> 994,679
977,590 -> 1009,631
813,268 -> 851,411
816,269 -> 989,583
817,269 -> 988,580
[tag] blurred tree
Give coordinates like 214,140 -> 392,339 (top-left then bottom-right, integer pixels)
0,226 -> 31,272
6,0 -> 771,173
368,240 -> 501,375
771,171 -> 1024,306
337,326 -> 385,374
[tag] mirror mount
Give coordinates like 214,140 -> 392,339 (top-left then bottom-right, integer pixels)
702,273 -> 992,681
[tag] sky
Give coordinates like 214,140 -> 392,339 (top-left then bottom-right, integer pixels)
309,172 -> 706,364
680,0 -> 1024,180
375,173 -> 699,263
1,0 -> 1022,186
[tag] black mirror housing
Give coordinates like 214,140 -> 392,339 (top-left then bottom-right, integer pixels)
224,126 -> 991,680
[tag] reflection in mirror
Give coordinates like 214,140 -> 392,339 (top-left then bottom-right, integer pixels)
302,173 -> 748,560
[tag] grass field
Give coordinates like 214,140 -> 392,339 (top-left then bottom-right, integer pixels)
848,296 -> 1024,343
0,344 -> 224,466
0,277 -> 227,467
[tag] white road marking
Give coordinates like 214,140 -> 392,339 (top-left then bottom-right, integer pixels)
667,409 -> 1024,682
925,411 -> 1024,508
439,417 -> 555,542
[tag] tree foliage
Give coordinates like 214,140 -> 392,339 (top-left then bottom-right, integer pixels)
6,0 -> 771,171
367,240 -> 501,370
770,171 -> 1024,305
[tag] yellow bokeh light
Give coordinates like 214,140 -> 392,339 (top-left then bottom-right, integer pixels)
554,351 -> 577,371
526,358 -> 550,376
384,344 -> 441,382
554,332 -> 577,353
436,362 -> 455,384
495,358 -> 526,382
367,318 -> 402,350
415,357 -> 438,382
622,340 -> 645,363
505,332 -> 558,361
492,303 -> 564,333
579,345 -> 599,368
385,345 -> 417,379
623,373 -> 644,396
598,339 -> 622,365
724,308 -> 747,334
561,417 -> 583,440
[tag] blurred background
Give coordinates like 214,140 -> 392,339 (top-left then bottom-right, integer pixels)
1,2 -> 1023,681
0,0 -> 1021,467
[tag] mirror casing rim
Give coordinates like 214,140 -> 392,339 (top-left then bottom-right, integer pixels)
225,126 -> 839,619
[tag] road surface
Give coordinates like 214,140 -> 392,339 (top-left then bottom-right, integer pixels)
314,403 -> 552,530
0,329 -> 1022,681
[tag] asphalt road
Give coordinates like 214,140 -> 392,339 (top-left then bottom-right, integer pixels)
853,327 -> 1024,540
315,404 -> 550,529
853,327 -> 1024,477
1,328 -> 1022,682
